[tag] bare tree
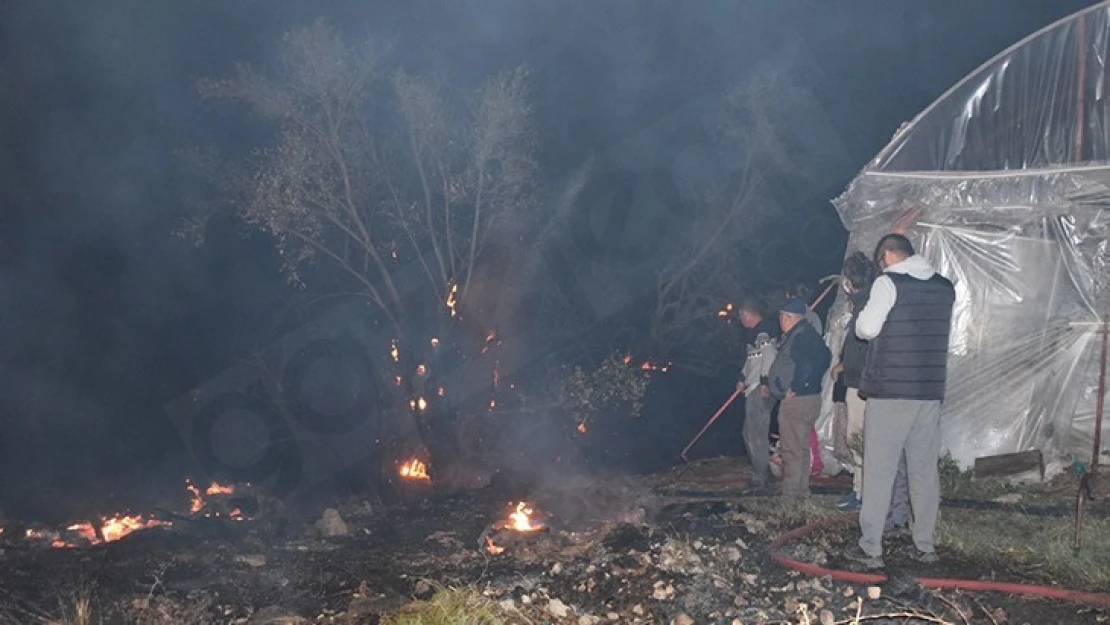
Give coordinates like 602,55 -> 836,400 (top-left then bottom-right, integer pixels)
649,59 -> 809,352
191,19 -> 537,462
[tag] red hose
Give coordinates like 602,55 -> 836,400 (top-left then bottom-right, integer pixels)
769,513 -> 1110,608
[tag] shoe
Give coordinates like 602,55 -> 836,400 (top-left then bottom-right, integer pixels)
843,544 -> 885,570
914,550 -> 939,564
837,494 -> 861,511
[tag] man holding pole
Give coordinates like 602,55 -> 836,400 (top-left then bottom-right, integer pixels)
736,296 -> 780,494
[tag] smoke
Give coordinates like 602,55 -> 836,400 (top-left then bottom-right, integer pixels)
0,0 -> 1097,520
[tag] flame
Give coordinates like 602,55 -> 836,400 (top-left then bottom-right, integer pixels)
495,502 -> 543,532
390,341 -> 400,363
640,361 -> 671,373
206,482 -> 234,496
417,397 -> 428,411
488,397 -> 496,410
187,481 -> 203,514
399,458 -> 430,482
415,364 -> 427,376
485,535 -> 505,555
391,249 -> 398,260
395,375 -> 403,386
437,387 -> 445,397
576,421 -> 587,434
718,302 -> 734,318
446,284 -> 458,318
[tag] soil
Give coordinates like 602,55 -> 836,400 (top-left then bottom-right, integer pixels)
0,457 -> 1106,625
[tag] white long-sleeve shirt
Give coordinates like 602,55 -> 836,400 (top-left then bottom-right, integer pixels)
855,255 -> 937,340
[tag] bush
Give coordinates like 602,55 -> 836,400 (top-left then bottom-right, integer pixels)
559,350 -> 651,429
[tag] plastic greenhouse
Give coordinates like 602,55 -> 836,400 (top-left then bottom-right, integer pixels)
823,2 -> 1110,474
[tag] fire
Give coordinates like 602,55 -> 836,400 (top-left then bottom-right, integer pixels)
437,387 -> 445,397
446,284 -> 458,318
395,375 -> 402,386
410,397 -> 428,411
399,458 -> 430,481
718,302 -> 734,318
390,340 -> 400,363
206,482 -> 234,496
495,502 -> 544,532
415,364 -> 427,376
68,515 -> 169,545
485,536 -> 505,555
576,421 -> 587,434
640,361 -> 671,373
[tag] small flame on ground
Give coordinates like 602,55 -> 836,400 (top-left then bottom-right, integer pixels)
399,458 -> 430,481
437,387 -> 445,397
495,502 -> 543,532
206,482 -> 234,496
576,421 -> 587,434
390,340 -> 400,363
485,536 -> 505,555
718,302 -> 734,318
395,375 -> 402,386
640,361 -> 671,373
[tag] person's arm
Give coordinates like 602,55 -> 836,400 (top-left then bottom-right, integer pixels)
791,332 -> 814,393
855,275 -> 896,340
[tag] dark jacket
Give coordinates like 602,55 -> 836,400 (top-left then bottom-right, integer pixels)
840,290 -> 870,389
768,319 -> 831,399
858,272 -> 955,400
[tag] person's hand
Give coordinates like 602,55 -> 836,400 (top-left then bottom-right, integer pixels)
760,385 -> 770,398
785,389 -> 795,399
831,363 -> 844,379
736,380 -> 746,393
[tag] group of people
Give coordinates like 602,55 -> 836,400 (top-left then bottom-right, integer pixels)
735,233 -> 956,568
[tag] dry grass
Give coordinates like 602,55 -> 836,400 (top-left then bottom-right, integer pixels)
744,495 -> 843,530
937,507 -> 1110,590
40,587 -> 96,625
381,587 -> 522,625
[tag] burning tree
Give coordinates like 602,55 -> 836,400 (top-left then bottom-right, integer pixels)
189,19 -> 537,483
649,59 -> 812,356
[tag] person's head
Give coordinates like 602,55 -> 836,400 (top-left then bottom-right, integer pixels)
738,295 -> 764,329
873,233 -> 915,271
777,297 -> 807,333
787,282 -> 813,301
842,251 -> 878,293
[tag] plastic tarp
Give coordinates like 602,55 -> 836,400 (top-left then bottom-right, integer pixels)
820,2 -> 1110,472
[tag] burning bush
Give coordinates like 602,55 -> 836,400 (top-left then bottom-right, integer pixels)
559,350 -> 652,435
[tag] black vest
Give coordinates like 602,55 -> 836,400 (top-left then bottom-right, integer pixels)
859,272 -> 955,400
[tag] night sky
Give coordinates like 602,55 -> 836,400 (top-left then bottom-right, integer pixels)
0,0 -> 1097,520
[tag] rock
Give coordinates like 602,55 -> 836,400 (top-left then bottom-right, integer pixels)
783,597 -> 800,613
842,587 -> 855,598
500,599 -> 516,612
548,598 -> 570,618
632,604 -> 645,616
551,562 -> 563,575
866,586 -> 882,600
413,579 -> 435,600
673,613 -> 694,625
578,615 -> 600,625
234,554 -> 267,568
315,508 -> 348,537
607,613 -> 620,621
819,609 -> 835,625
719,545 -> 742,563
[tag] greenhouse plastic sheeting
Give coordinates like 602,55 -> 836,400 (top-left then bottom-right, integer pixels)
819,2 -> 1110,472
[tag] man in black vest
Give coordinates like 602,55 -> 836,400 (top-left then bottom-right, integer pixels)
845,234 -> 955,569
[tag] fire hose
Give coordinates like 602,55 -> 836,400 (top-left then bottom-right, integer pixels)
769,512 -> 1110,608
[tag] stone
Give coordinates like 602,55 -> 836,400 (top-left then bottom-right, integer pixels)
632,604 -> 645,616
551,562 -> 563,575
673,613 -> 694,625
866,586 -> 882,600
315,508 -> 348,537
607,613 -> 620,621
234,554 -> 267,568
413,579 -> 435,600
819,609 -> 835,625
578,615 -> 600,625
548,598 -> 570,618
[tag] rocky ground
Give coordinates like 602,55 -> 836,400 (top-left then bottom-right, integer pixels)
0,459 -> 1107,625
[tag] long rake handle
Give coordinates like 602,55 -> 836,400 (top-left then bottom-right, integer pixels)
681,387 -> 744,462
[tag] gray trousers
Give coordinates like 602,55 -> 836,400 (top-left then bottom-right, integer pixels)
778,394 -> 823,497
742,393 -> 773,488
858,398 -> 942,557
885,453 -> 910,533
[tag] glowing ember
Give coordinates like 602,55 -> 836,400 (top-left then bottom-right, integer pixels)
718,302 -> 734,318
640,361 -> 671,373
495,502 -> 544,532
446,284 -> 458,318
206,482 -> 235,496
576,421 -> 587,434
437,387 -> 445,397
399,458 -> 430,481
395,375 -> 402,386
390,341 -> 400,363
417,397 -> 428,411
415,364 -> 427,376
488,397 -> 497,410
485,536 -> 505,555
430,337 -> 440,348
